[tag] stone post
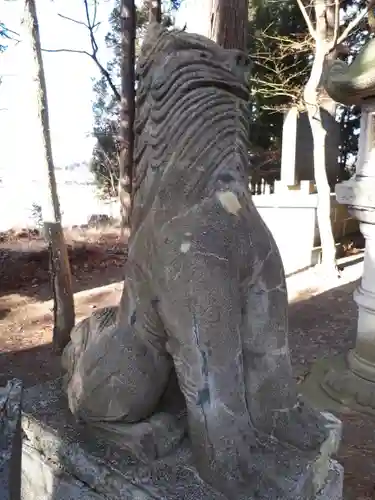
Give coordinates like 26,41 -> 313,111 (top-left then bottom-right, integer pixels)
349,222 -> 375,380
280,107 -> 298,186
319,99 -> 375,413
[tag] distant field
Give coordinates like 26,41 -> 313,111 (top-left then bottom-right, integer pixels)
0,181 -> 119,230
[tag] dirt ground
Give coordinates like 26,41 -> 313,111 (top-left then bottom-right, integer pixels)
0,226 -> 127,385
0,228 -> 373,499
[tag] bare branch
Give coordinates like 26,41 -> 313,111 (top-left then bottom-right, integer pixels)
2,26 -> 20,39
337,0 -> 375,45
42,47 -> 90,55
47,0 -> 121,102
0,23 -> 20,43
92,0 -> 98,28
332,0 -> 340,47
57,12 -> 100,30
296,0 -> 317,40
42,47 -> 121,101
57,13 -> 88,27
250,25 -> 312,110
83,0 -> 99,54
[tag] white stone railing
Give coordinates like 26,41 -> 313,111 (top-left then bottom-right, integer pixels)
253,181 -> 358,275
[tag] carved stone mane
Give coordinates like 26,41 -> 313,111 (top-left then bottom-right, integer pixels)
131,23 -> 251,230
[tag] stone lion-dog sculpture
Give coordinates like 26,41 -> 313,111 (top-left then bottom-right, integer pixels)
62,23 -> 336,500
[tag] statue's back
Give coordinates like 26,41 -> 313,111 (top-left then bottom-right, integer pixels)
62,24 -> 339,500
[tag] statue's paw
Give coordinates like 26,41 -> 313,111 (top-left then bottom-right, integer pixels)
270,401 -> 328,451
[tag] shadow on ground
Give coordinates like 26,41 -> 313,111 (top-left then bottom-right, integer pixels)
289,280 -> 358,376
0,343 -> 62,389
289,278 -> 375,500
0,307 -> 11,320
0,244 -> 126,306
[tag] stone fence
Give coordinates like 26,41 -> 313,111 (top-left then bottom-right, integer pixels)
253,181 -> 358,275
0,176 -> 357,277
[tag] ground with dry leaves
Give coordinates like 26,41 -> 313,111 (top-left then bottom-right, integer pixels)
0,228 -> 373,499
0,227 -> 126,384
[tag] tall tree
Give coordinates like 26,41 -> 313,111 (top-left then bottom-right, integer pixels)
90,1 -> 174,197
149,0 -> 162,23
23,0 -> 75,353
209,0 -> 249,49
296,0 -> 374,273
119,0 -> 136,232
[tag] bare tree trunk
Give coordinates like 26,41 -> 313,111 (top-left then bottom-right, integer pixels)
119,0 -> 136,234
23,0 -> 75,353
149,0 -> 162,24
209,0 -> 249,50
304,40 -> 337,272
320,0 -> 341,189
45,223 -> 75,352
311,0 -> 337,272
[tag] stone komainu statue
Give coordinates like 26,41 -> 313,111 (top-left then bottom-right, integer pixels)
62,24 -> 332,499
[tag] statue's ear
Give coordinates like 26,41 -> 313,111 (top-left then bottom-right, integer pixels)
226,50 -> 253,83
142,22 -> 164,53
147,21 -> 164,37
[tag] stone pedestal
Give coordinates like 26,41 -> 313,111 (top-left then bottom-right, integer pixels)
20,379 -> 344,500
307,99 -> 375,415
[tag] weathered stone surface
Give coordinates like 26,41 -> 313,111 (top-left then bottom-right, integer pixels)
22,442 -> 344,500
22,380 -> 343,499
305,351 -> 375,417
61,306 -> 119,388
315,461 -> 343,500
0,378 -> 22,500
22,444 -> 103,500
61,23 -> 344,498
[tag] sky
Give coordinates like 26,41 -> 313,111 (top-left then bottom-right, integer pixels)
0,0 -> 203,184
0,0 -> 116,182
0,0 -> 207,229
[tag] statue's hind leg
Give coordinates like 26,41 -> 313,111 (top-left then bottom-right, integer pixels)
156,242 -> 259,497
155,198 -> 330,499
240,240 -> 328,450
64,260 -> 172,423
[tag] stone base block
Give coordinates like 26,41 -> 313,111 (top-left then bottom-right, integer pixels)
21,379 -> 344,500
315,461 -> 343,500
301,352 -> 375,417
22,444 -> 343,500
22,443 -> 103,500
323,353 -> 375,415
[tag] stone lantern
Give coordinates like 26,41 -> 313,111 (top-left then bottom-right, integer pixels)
306,37 -> 375,415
